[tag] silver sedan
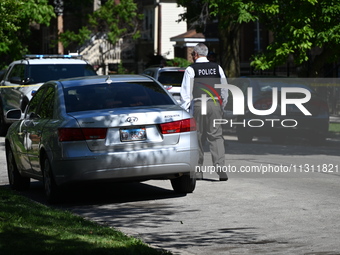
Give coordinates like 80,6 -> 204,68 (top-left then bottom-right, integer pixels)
5,75 -> 199,203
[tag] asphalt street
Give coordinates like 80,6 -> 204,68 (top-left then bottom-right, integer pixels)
1,135 -> 340,255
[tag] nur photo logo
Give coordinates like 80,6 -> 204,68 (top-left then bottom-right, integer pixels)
196,78 -> 325,129
197,81 -> 223,115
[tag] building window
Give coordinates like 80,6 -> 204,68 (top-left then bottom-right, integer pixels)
143,8 -> 154,40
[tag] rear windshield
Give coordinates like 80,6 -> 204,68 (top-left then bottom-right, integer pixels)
27,64 -> 96,84
158,71 -> 184,87
64,81 -> 175,112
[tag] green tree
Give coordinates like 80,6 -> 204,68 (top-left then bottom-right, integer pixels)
60,0 -> 142,51
252,0 -> 340,77
59,0 -> 142,74
177,0 -> 255,77
0,0 -> 55,67
166,57 -> 191,67
177,0 -> 340,77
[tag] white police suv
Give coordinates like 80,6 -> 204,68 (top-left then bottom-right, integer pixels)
0,54 -> 97,135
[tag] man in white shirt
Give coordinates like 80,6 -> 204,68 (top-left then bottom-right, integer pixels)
180,43 -> 228,181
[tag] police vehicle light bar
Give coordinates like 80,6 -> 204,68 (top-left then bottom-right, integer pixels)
23,54 -> 83,59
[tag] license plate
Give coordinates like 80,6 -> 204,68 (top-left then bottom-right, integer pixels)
120,127 -> 146,142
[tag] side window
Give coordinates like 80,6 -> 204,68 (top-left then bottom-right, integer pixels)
7,64 -> 25,83
26,86 -> 55,119
84,64 -> 97,76
38,87 -> 55,119
26,88 -> 46,119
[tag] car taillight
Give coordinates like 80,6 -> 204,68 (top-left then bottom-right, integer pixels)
58,128 -> 107,142
159,118 -> 197,134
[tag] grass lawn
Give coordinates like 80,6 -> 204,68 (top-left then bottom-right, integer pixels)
0,187 -> 170,255
329,122 -> 340,133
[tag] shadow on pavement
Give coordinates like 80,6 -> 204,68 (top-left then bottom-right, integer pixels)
5,180 -> 186,207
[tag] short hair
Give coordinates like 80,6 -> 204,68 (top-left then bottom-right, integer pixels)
193,43 -> 208,57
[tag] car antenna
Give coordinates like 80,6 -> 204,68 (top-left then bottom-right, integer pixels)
105,76 -> 113,84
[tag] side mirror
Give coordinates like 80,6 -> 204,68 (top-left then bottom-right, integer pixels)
6,109 -> 23,120
23,77 -> 32,85
9,77 -> 22,85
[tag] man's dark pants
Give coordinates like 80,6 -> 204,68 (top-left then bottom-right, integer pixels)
193,100 -> 227,179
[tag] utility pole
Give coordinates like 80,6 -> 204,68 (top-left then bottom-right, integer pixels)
54,0 -> 64,54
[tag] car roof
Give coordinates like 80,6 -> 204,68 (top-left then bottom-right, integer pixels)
144,66 -> 186,71
11,58 -> 89,65
10,55 -> 90,65
57,75 -> 155,88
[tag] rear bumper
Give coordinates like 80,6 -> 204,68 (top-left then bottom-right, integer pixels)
52,144 -> 199,186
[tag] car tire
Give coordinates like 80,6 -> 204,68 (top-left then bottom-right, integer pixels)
170,174 -> 196,194
43,157 -> 60,204
6,146 -> 30,190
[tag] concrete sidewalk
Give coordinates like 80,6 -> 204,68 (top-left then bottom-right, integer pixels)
330,115 -> 340,123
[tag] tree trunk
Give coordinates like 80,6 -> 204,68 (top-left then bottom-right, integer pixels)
218,21 -> 241,78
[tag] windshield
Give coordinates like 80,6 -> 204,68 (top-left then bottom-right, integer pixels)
158,71 -> 184,87
64,81 -> 175,112
27,64 -> 96,84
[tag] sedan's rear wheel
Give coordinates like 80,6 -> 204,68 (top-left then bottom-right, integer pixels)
6,146 -> 30,190
43,157 -> 60,203
171,175 -> 196,194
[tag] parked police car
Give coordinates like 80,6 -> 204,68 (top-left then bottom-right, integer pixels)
0,54 -> 97,135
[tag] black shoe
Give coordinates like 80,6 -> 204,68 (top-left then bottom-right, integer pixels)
219,177 -> 228,181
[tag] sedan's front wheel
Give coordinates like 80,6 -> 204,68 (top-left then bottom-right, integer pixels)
43,157 -> 60,203
171,175 -> 196,194
6,146 -> 30,190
